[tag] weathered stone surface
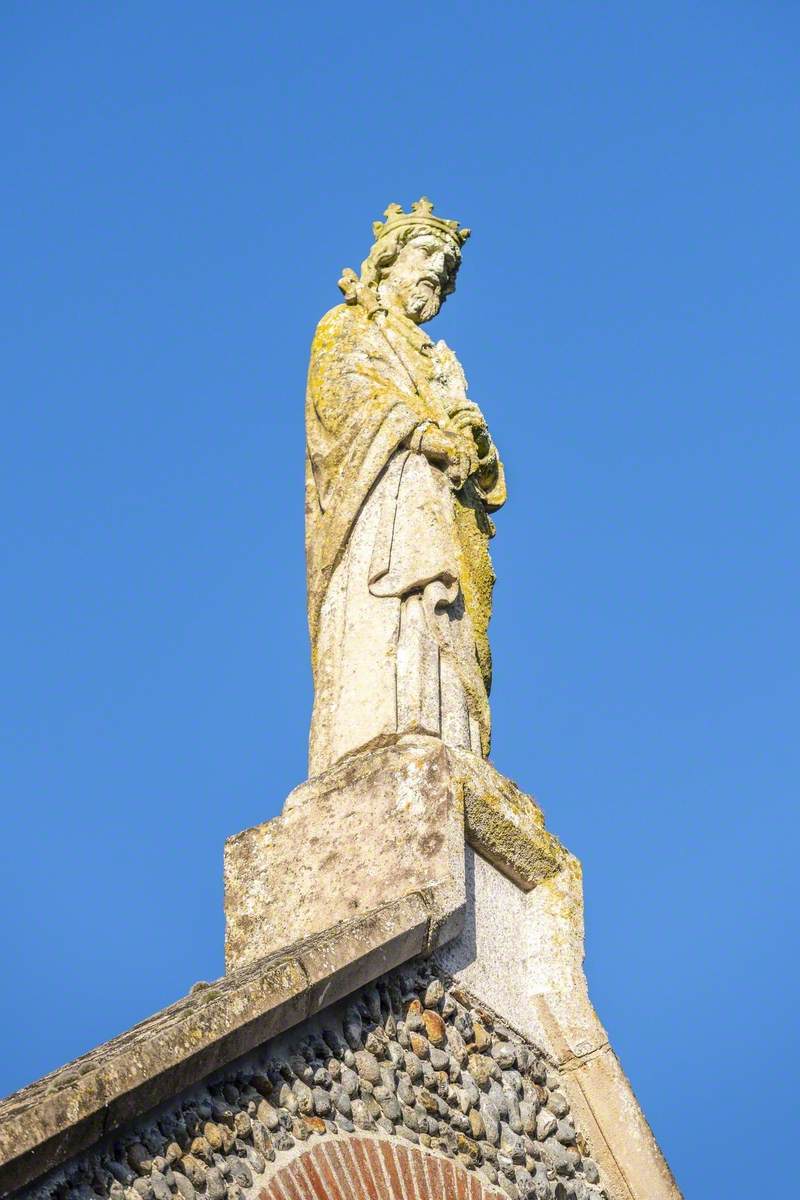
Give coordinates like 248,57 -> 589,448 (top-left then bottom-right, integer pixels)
536,1109 -> 558,1141
225,737 -> 565,974
491,1042 -> 518,1069
225,738 -> 468,971
429,1046 -> 449,1071
306,200 -> 505,775
450,745 -> 566,891
424,978 -> 445,1009
436,845 -> 683,1200
469,1054 -> 498,1089
353,1050 -> 381,1084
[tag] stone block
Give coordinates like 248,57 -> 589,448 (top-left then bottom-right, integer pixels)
224,737 -> 468,971
224,736 -> 568,972
447,744 -> 566,889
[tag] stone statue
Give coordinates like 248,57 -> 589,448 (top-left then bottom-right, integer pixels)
305,199 -> 506,775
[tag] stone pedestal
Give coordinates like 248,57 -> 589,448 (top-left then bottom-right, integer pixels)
224,734 -> 564,971
224,735 -> 681,1200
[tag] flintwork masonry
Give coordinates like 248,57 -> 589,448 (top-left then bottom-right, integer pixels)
19,964 -> 605,1200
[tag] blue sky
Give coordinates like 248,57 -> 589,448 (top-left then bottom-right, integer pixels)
2,4 -> 798,1195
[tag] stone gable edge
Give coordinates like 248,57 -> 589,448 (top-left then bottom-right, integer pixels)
0,739 -> 568,1197
0,891 -> 436,1197
6,956 -> 607,1200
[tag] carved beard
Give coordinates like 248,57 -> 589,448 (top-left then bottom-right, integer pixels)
404,275 -> 443,324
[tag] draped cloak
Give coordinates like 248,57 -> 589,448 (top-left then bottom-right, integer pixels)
305,300 -> 505,775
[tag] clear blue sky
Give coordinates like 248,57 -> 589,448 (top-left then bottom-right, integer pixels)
2,4 -> 798,1195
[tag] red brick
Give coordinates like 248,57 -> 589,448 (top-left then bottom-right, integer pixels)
439,1154 -> 456,1200
363,1139 -> 391,1196
401,1145 -> 420,1200
349,1140 -> 382,1200
326,1141 -> 357,1193
295,1150 -> 329,1200
265,1137 -> 500,1200
409,1146 -> 429,1200
265,1176 -> 286,1200
270,1171 -> 303,1200
455,1156 -> 470,1200
420,1148 -> 444,1200
315,1143 -> 347,1200
378,1138 -> 407,1200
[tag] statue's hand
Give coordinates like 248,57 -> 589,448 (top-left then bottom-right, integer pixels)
418,425 -> 475,490
447,401 -> 492,460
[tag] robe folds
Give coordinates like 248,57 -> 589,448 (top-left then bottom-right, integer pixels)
305,300 -> 505,776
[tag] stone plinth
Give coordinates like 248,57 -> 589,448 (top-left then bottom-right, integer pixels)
224,735 -> 565,972
223,736 -> 680,1200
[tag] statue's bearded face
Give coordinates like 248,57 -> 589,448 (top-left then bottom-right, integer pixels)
379,234 -> 459,324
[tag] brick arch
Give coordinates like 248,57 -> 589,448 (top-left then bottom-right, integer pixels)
258,1135 -> 502,1200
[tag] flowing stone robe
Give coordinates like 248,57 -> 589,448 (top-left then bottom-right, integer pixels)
305,300 -> 505,775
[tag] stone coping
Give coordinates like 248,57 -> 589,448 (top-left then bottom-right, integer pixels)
0,893 -> 434,1197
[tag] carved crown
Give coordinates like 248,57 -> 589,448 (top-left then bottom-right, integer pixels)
372,197 -> 470,249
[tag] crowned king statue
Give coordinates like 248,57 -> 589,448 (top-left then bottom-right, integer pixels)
305,199 -> 506,774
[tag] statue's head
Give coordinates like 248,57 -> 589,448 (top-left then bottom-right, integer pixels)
350,198 -> 470,325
